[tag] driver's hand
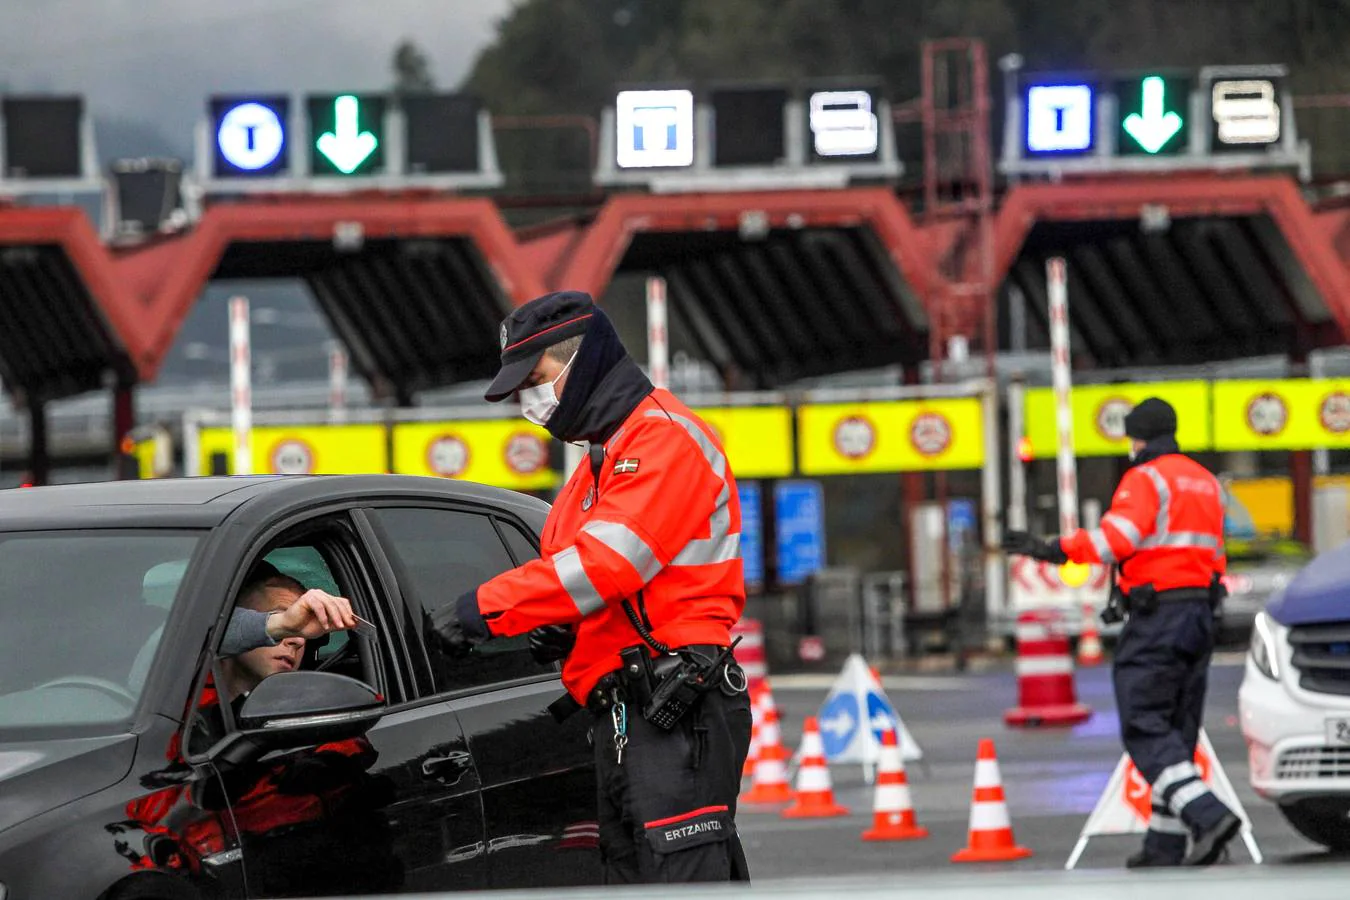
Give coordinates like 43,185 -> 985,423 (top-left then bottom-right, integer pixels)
266,589 -> 358,641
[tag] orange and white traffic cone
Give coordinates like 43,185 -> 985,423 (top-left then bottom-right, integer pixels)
782,717 -> 849,818
1077,603 -> 1104,667
745,682 -> 779,776
861,728 -> 927,841
951,738 -> 1033,863
741,706 -> 793,806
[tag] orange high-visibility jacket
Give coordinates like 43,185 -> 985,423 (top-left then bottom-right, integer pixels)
477,389 -> 745,702
1060,453 -> 1226,593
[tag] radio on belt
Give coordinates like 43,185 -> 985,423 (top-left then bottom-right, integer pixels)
643,642 -> 741,731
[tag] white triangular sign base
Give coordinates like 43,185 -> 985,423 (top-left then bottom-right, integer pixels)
1065,728 -> 1262,868
816,654 -> 922,779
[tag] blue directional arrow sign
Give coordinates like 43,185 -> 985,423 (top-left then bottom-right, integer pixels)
818,692 -> 861,758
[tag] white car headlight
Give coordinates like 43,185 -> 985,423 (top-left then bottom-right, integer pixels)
1249,610 -> 1282,680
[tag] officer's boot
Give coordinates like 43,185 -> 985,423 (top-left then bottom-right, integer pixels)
1125,831 -> 1186,869
1183,811 -> 1242,866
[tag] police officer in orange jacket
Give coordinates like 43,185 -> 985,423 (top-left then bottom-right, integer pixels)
1003,398 -> 1240,868
431,291 -> 752,883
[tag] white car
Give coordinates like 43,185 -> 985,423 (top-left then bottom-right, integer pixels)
1238,544 -> 1350,851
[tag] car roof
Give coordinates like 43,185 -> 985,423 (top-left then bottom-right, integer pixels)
0,476 -> 551,530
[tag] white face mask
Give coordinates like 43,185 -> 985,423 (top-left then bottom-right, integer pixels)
518,352 -> 577,426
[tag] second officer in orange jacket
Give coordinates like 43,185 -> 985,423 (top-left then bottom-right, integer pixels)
1003,397 -> 1239,868
430,290 -> 752,884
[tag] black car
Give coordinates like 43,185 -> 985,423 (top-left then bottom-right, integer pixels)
0,476 -> 601,899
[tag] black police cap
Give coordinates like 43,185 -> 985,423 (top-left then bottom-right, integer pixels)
1123,397 -> 1178,441
485,291 -> 595,402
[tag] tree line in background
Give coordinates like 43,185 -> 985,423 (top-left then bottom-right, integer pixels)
395,0 -> 1350,188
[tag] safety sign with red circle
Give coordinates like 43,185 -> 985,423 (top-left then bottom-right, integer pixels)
270,438 -> 316,475
503,432 -> 549,475
427,434 -> 471,478
1320,391 -> 1350,434
832,415 -> 876,460
1246,392 -> 1289,436
1094,396 -> 1133,442
909,412 -> 953,457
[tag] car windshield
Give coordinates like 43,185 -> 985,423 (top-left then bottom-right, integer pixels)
0,529 -> 201,731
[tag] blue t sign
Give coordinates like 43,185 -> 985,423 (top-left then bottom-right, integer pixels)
210,96 -> 289,177
1025,84 -> 1094,154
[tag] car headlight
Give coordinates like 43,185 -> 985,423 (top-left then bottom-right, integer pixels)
1249,610 -> 1282,680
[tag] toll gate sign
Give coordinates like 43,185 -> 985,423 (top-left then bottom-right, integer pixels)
1115,75 -> 1190,155
210,95 -> 290,178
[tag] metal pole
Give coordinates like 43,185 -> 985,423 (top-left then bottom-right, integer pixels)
1047,258 -> 1079,534
1312,352 -> 1329,476
1007,375 -> 1029,531
229,296 -> 252,476
328,342 -> 349,424
980,378 -> 1005,623
646,275 -> 670,390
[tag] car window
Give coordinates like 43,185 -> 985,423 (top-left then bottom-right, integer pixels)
263,545 -> 348,665
499,518 -> 541,564
366,507 -> 555,695
186,528 -> 391,758
0,530 -> 202,732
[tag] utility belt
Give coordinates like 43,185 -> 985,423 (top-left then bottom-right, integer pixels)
587,644 -> 747,721
1102,574 -> 1225,623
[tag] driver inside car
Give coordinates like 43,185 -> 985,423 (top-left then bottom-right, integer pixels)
218,561 -> 358,661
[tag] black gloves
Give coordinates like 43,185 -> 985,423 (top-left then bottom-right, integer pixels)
1001,530 -> 1069,565
528,624 -> 577,664
429,591 -> 491,658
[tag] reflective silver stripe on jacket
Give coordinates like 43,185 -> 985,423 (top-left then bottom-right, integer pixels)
1089,529 -> 1115,563
1138,531 -> 1222,551
645,409 -> 741,566
1102,512 -> 1142,549
581,519 -> 662,582
553,546 -> 605,616
1138,464 -> 1171,539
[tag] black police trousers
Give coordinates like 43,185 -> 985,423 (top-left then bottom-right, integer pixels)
1113,597 -> 1229,839
594,681 -> 753,883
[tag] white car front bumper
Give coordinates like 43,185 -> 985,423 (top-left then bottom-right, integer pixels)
1238,625 -> 1350,803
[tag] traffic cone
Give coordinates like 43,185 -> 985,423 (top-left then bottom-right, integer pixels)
744,682 -> 778,777
782,717 -> 849,818
1004,609 -> 1092,727
741,706 -> 793,806
951,739 -> 1033,863
861,728 -> 928,841
1077,603 -> 1104,667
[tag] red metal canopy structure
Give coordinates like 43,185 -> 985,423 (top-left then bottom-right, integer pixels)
555,188 -> 941,386
111,195 -> 544,405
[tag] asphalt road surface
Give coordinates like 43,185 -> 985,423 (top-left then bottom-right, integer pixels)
738,659 -> 1347,877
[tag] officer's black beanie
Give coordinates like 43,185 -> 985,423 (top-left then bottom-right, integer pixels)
1123,397 -> 1178,441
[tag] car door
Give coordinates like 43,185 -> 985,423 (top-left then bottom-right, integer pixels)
361,503 -> 602,890
185,511 -> 485,898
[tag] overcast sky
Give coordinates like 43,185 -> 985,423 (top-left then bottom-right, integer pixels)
0,0 -> 516,160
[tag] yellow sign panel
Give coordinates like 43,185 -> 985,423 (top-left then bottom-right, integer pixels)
798,399 -> 984,475
693,406 -> 793,479
199,425 -> 387,475
393,420 -> 558,491
1025,381 -> 1210,458
1213,379 -> 1350,451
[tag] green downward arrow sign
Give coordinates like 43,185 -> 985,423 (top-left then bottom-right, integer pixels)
317,95 -> 378,174
1123,76 -> 1183,154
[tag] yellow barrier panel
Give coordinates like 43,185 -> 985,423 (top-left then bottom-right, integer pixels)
798,398 -> 984,474
694,406 -> 793,479
1025,381 -> 1210,458
392,420 -> 558,491
199,425 -> 387,475
1213,379 -> 1350,451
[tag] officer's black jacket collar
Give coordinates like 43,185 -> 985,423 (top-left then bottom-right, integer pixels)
545,308 -> 653,444
1130,435 -> 1180,468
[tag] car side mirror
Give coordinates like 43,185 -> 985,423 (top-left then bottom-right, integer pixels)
208,671 -> 383,768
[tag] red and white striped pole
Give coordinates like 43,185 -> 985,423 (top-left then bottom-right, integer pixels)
229,296 -> 252,476
646,275 -> 669,390
328,342 -> 348,423
1046,258 -> 1078,534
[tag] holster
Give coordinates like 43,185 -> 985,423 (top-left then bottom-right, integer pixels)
1126,584 -> 1159,616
